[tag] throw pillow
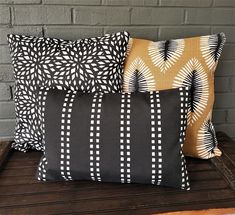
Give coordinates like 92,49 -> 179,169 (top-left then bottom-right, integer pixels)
123,33 -> 226,159
36,87 -> 190,190
7,32 -> 130,152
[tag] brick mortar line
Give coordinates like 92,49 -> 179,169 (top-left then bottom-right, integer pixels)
225,110 -> 229,123
183,8 -> 187,24
9,7 -> 13,27
214,123 -> 235,125
0,3 -> 234,8
214,107 -> 235,110
6,5 -> 235,10
1,25 -> 234,28
0,119 -> 15,122
8,23 -> 235,27
71,8 -> 75,25
12,4 -> 235,8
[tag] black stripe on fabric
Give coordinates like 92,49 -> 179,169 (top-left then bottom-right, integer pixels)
99,93 -> 122,183
44,89 -> 67,181
159,88 -> 182,188
69,93 -> 94,181
130,92 -> 152,184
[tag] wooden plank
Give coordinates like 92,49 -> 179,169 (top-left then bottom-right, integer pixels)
0,189 -> 234,215
158,208 -> 235,215
0,161 -> 214,177
211,132 -> 235,190
3,160 -> 39,169
100,201 -> 235,215
0,178 -> 228,197
9,151 -> 42,160
0,141 -> 12,171
0,169 -> 222,186
3,186 -> 232,208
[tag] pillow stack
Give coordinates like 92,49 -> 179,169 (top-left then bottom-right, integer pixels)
7,31 -> 226,190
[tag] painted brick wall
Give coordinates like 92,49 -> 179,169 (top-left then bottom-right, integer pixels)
0,0 -> 234,140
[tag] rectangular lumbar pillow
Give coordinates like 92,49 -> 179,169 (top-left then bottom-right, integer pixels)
36,87 -> 190,190
123,33 -> 226,159
7,32 -> 130,152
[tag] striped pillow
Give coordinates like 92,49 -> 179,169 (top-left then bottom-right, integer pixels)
36,87 -> 190,190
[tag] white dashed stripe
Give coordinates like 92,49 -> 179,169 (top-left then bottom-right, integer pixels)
89,93 -> 103,182
120,93 -> 131,184
60,90 -> 76,181
150,92 -> 156,184
38,89 -> 49,181
120,93 -> 125,183
126,93 -> 131,183
155,92 -> 162,186
38,89 -> 48,151
179,87 -> 190,190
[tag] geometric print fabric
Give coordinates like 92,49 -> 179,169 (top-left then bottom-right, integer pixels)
37,87 -> 190,190
123,33 -> 226,159
7,31 -> 130,152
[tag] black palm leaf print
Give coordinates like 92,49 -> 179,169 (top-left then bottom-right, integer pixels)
197,116 -> 221,159
128,70 -> 148,92
148,39 -> 185,73
200,33 -> 226,70
173,58 -> 209,125
123,58 -> 155,92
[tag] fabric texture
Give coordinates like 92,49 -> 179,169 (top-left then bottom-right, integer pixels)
36,87 -> 190,190
123,33 -> 226,159
7,32 -> 130,152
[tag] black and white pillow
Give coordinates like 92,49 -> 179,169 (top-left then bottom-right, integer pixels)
36,87 -> 190,190
7,32 -> 130,152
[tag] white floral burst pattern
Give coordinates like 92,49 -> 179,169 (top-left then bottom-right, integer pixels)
8,35 -> 68,87
8,32 -> 130,151
53,32 -> 129,92
13,82 -> 42,150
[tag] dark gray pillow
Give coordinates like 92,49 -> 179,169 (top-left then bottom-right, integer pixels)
36,87 -> 190,190
7,32 -> 130,152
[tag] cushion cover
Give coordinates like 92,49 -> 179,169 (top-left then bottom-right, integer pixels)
36,87 -> 190,190
123,33 -> 226,159
7,32 -> 130,151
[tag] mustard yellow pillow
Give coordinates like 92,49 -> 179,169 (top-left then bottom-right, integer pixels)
123,33 -> 226,159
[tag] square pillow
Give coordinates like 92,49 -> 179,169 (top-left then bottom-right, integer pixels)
36,87 -> 190,190
123,33 -> 226,159
7,32 -> 130,152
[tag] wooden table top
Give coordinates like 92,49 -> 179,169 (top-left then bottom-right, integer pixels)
0,132 -> 234,215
